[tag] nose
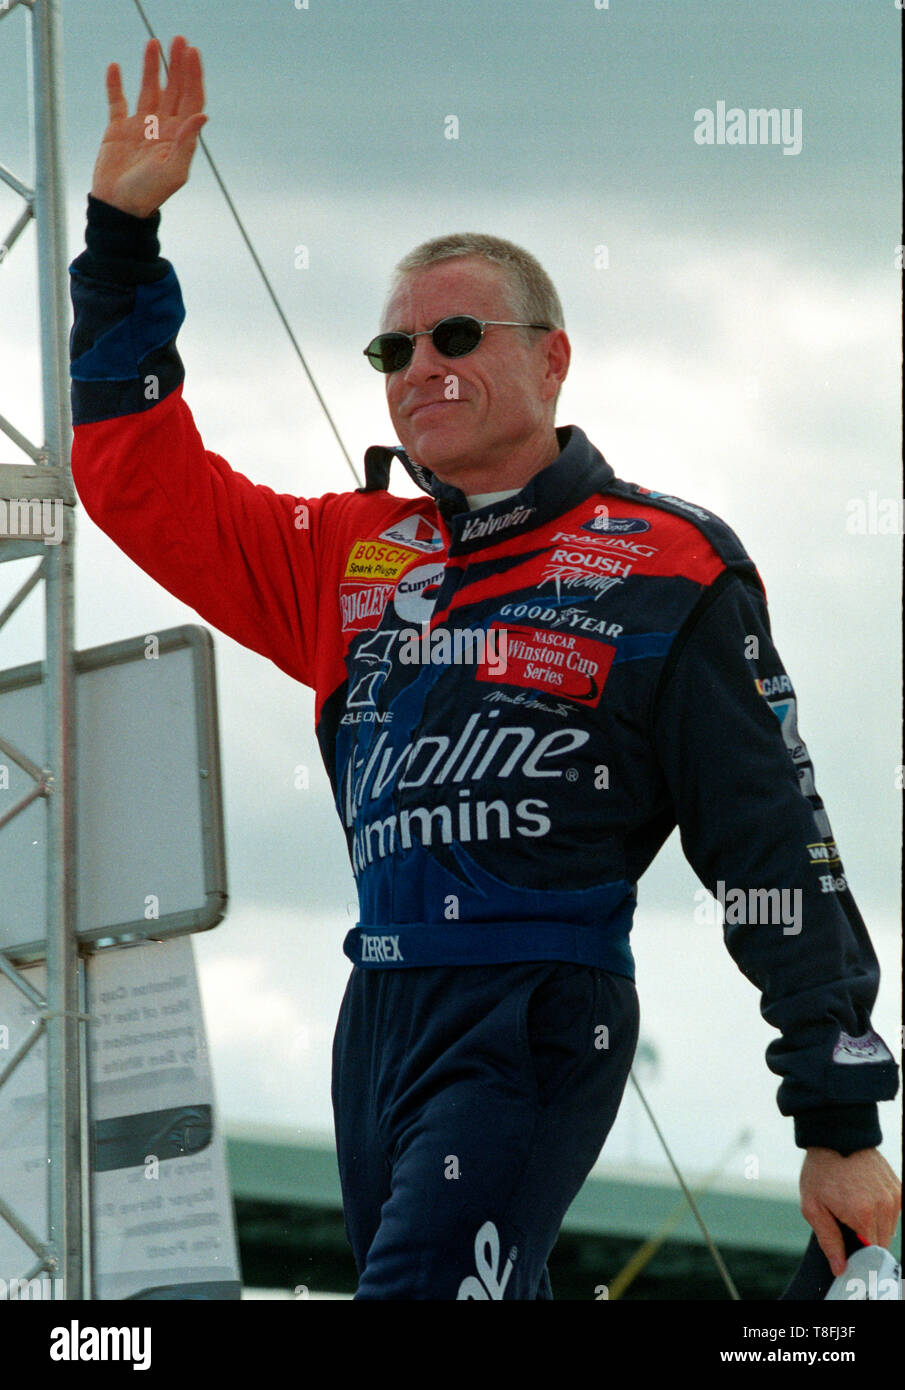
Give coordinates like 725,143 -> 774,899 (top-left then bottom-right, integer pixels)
399,330 -> 446,387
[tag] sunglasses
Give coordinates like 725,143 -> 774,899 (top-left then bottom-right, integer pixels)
363,315 -> 552,374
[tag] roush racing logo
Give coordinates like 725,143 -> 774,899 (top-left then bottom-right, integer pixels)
545,547 -> 633,577
552,529 -> 657,557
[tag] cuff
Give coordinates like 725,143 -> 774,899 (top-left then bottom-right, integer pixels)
71,194 -> 167,285
793,1103 -> 882,1155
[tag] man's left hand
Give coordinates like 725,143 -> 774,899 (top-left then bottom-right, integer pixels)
800,1146 -> 901,1277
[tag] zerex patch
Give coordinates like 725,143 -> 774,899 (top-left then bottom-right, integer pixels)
476,623 -> 615,707
344,539 -> 418,581
340,583 -> 395,632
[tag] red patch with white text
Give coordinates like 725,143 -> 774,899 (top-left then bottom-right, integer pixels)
339,583 -> 395,632
475,623 -> 615,707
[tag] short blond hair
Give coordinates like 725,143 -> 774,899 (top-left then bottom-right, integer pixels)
383,233 -> 565,333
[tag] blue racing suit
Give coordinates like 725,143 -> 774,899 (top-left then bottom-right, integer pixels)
68,195 -> 899,1297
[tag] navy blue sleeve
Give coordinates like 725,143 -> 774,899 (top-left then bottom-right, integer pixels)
652,570 -> 898,1154
69,195 -> 186,424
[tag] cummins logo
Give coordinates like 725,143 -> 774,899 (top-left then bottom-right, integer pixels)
393,562 -> 446,624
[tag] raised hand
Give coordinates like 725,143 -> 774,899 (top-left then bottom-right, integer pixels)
91,35 -> 207,219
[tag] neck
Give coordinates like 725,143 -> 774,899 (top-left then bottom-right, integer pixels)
428,428 -> 561,496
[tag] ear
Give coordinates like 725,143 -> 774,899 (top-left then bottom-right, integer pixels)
540,329 -> 570,402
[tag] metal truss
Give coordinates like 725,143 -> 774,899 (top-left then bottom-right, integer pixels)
1,0 -> 84,1299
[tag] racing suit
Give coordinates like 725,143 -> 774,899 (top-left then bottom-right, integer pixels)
68,195 -> 899,1298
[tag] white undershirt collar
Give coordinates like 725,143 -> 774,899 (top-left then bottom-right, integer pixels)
465,488 -> 521,510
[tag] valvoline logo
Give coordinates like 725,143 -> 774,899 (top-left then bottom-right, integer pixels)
581,515 -> 651,535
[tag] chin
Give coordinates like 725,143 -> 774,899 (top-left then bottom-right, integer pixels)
405,434 -> 470,479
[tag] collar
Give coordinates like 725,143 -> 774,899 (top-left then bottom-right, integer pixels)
361,425 -> 616,553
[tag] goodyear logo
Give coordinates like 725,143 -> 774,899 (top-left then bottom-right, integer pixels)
344,540 -> 418,581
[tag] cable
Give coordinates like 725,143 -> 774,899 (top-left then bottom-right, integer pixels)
130,0 -> 362,487
626,1070 -> 742,1300
605,1126 -> 751,1299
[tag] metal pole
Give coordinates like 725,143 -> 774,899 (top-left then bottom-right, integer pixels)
32,0 -> 82,1298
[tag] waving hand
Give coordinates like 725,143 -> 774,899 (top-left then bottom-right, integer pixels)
91,36 -> 207,219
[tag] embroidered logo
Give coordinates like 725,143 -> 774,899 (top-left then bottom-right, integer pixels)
457,1221 -> 517,1300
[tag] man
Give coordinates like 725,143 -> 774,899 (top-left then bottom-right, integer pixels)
69,36 -> 900,1299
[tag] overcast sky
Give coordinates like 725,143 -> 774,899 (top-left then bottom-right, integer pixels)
0,0 -> 901,1198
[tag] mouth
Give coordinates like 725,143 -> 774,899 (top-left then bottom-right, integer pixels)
409,400 -> 457,420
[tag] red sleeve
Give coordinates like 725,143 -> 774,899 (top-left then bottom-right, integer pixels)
72,382 -> 351,690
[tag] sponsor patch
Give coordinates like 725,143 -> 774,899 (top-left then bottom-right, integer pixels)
765,694 -> 805,759
340,582 -> 395,632
380,514 -> 444,552
499,601 -> 623,639
344,539 -> 418,581
635,488 -> 711,522
806,839 -> 842,866
581,515 -> 651,535
460,503 -> 534,542
546,547 -> 634,577
765,691 -> 816,795
757,674 -> 794,698
476,622 -> 615,707
540,567 -> 626,601
832,1030 -> 894,1066
457,1221 -> 515,1301
360,933 -> 404,963
393,562 -> 447,624
553,529 -> 657,557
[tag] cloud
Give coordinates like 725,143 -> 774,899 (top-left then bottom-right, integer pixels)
194,905 -> 354,1136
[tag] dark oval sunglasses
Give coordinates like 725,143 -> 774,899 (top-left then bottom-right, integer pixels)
363,315 -> 552,374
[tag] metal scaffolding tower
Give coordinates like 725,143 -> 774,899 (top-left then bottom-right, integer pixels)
0,0 -> 84,1298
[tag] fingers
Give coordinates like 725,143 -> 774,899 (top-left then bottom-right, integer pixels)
105,62 -> 128,122
807,1208 -> 847,1278
877,1178 -> 902,1250
136,39 -> 161,118
841,1165 -> 902,1250
174,113 -> 208,158
178,43 -> 205,122
160,35 -> 188,120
